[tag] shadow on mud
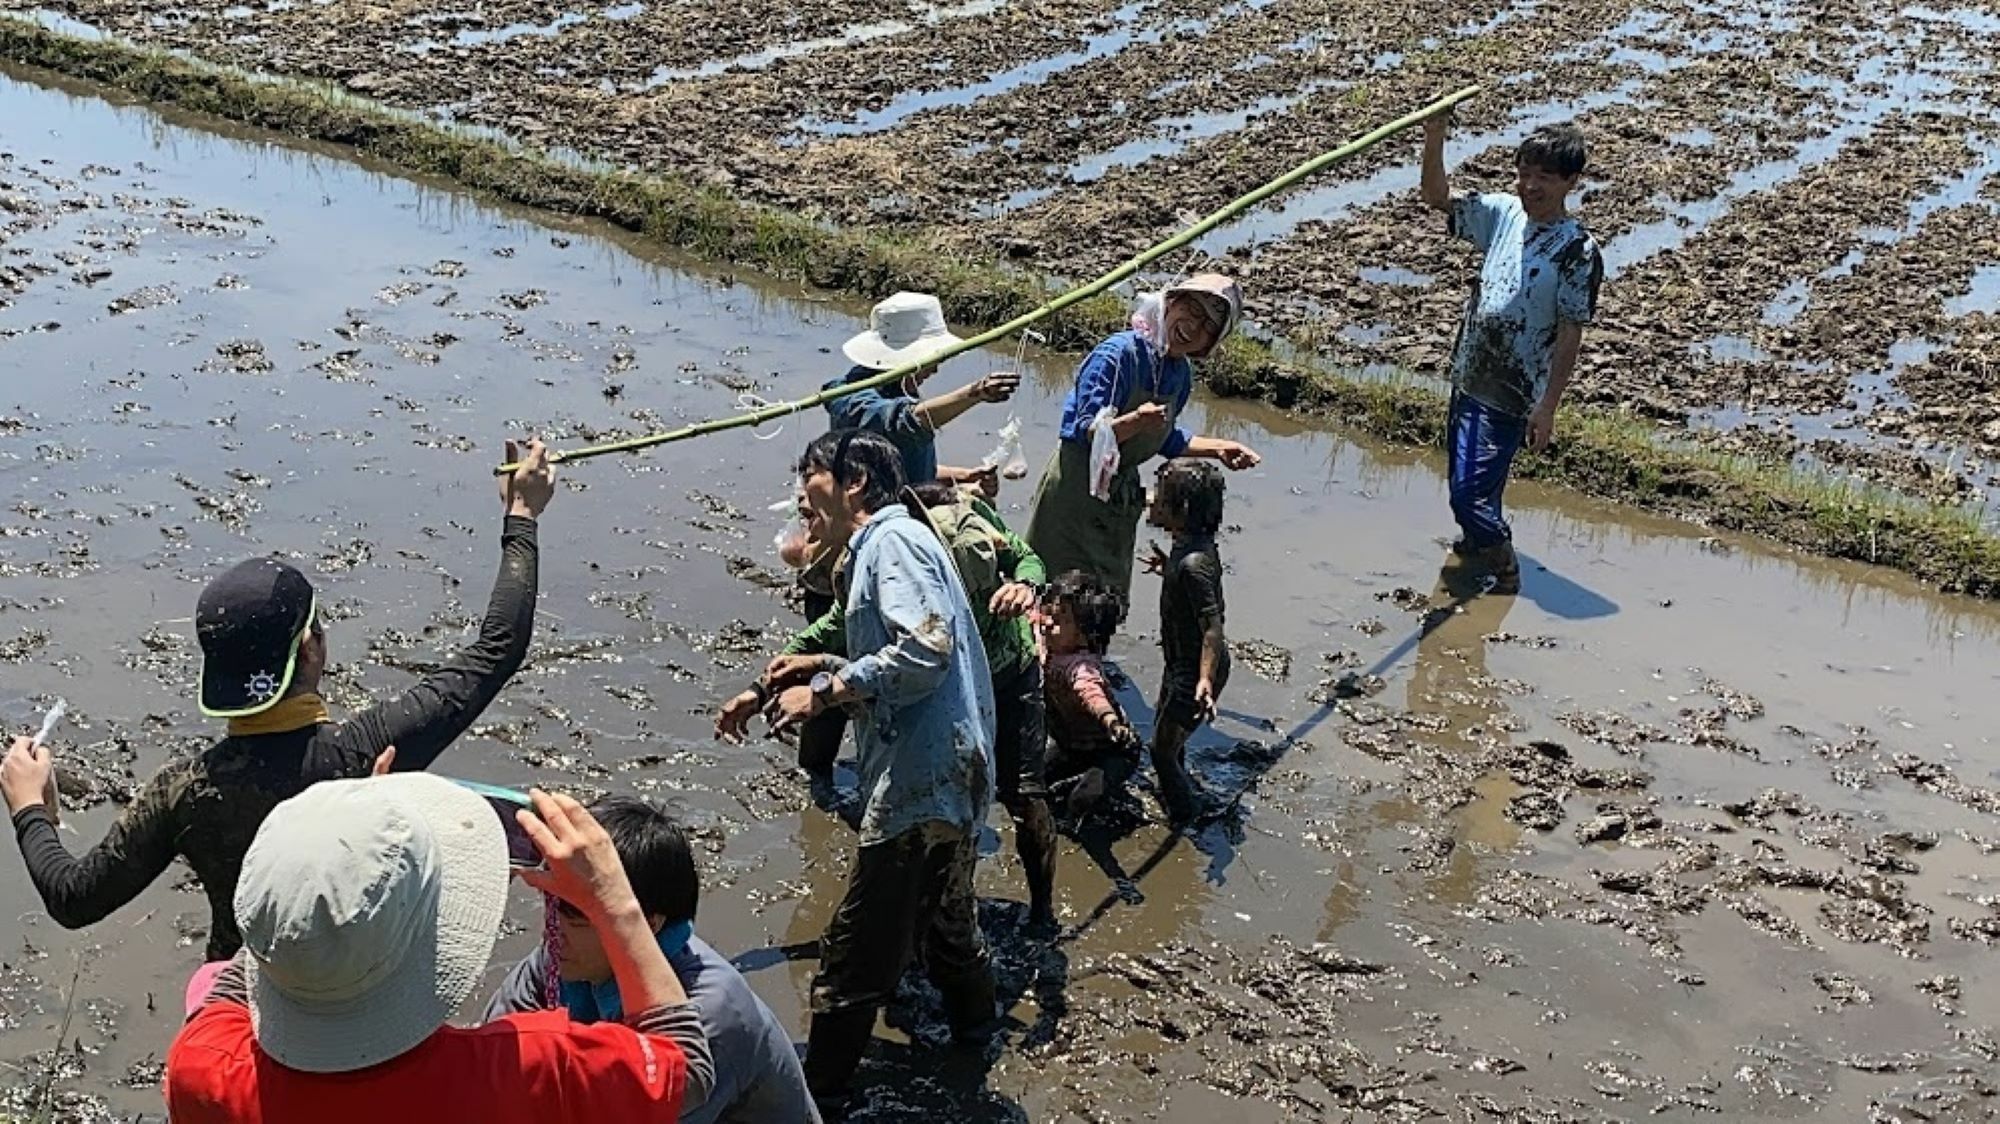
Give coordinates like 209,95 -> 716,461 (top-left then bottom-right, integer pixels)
1515,550 -> 1620,620
1058,547 -> 1623,934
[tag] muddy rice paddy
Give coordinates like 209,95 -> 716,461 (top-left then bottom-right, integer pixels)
2,63 -> 2000,1122
8,0 -> 2000,504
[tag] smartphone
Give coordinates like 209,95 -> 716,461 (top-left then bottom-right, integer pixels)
448,779 -> 542,869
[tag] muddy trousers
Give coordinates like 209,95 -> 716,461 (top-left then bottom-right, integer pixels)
1446,391 -> 1527,550
1150,719 -> 1201,822
804,821 -> 995,1104
993,658 -> 1057,925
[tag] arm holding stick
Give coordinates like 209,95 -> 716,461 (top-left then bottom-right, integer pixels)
1420,112 -> 1452,213
495,86 -> 1483,476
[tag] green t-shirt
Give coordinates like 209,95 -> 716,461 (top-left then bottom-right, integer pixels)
785,493 -> 1043,675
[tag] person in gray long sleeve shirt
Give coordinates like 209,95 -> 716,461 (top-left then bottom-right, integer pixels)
485,796 -> 820,1124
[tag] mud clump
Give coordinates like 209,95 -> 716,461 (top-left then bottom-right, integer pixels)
1228,638 -> 1290,683
106,284 -> 175,315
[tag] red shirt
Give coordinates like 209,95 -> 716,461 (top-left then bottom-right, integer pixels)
166,1001 -> 687,1123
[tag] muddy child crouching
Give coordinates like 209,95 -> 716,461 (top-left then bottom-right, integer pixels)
1038,571 -> 1145,817
1144,460 -> 1231,824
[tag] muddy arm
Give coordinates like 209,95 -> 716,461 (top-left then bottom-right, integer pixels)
1543,321 -> 1584,414
1420,117 -> 1451,213
914,378 -> 995,432
332,515 -> 539,771
12,762 -> 185,929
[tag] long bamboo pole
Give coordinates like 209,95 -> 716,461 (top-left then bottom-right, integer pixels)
496,84 -> 1482,475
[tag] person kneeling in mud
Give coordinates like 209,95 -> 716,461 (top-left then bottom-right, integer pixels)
1144,460 -> 1231,825
722,479 -> 1059,931
1038,570 -> 1145,818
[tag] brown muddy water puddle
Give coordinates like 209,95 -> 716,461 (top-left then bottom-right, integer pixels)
2,66 -> 1998,1122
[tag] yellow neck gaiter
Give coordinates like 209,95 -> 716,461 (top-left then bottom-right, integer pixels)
226,693 -> 331,737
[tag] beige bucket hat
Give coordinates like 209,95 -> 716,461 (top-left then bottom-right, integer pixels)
234,773 -> 510,1074
1164,273 -> 1244,359
842,291 -> 965,370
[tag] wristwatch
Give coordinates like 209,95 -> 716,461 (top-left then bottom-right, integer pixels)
809,671 -> 837,713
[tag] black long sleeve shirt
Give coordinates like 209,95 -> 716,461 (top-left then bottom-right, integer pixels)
12,515 -> 539,959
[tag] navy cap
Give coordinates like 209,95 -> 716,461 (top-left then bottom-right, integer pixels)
196,557 -> 317,718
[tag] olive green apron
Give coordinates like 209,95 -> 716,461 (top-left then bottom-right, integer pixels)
1024,375 -> 1178,603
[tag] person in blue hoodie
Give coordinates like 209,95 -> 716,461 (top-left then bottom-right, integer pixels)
486,796 -> 820,1124
1023,274 -> 1261,605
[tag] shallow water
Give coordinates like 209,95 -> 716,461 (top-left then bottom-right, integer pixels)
2,64 -> 1999,1122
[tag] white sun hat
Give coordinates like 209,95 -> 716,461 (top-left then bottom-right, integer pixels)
233,772 -> 510,1074
842,291 -> 965,371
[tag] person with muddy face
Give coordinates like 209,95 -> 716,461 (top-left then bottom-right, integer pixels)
1023,273 -> 1261,607
1142,460 -> 1232,824
0,440 -> 557,963
825,290 -> 1020,496
748,429 -> 999,1114
1421,114 -> 1605,594
723,478 -> 1060,931
1038,570 -> 1145,818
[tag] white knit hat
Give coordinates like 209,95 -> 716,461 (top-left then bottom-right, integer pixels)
234,773 -> 509,1073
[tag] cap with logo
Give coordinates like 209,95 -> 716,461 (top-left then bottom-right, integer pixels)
196,557 -> 318,719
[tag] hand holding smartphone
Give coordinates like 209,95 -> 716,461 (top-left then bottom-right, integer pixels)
448,779 -> 544,869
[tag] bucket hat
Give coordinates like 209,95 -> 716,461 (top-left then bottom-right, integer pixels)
842,292 -> 964,371
234,773 -> 510,1073
196,557 -> 317,718
1164,273 -> 1244,359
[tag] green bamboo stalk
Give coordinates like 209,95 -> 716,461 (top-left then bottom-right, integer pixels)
496,83 -> 1483,474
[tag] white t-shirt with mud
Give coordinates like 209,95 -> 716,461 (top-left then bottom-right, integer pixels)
1447,192 -> 1604,419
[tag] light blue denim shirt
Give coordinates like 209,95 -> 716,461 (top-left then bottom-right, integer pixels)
837,504 -> 996,844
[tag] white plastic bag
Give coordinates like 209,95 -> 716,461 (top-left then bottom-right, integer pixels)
769,497 -> 808,568
982,415 -> 1029,480
1088,406 -> 1120,501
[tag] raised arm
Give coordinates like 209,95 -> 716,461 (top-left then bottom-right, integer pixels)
521,790 -> 715,1111
329,441 -> 553,771
917,371 -> 1019,432
1420,112 -> 1452,213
